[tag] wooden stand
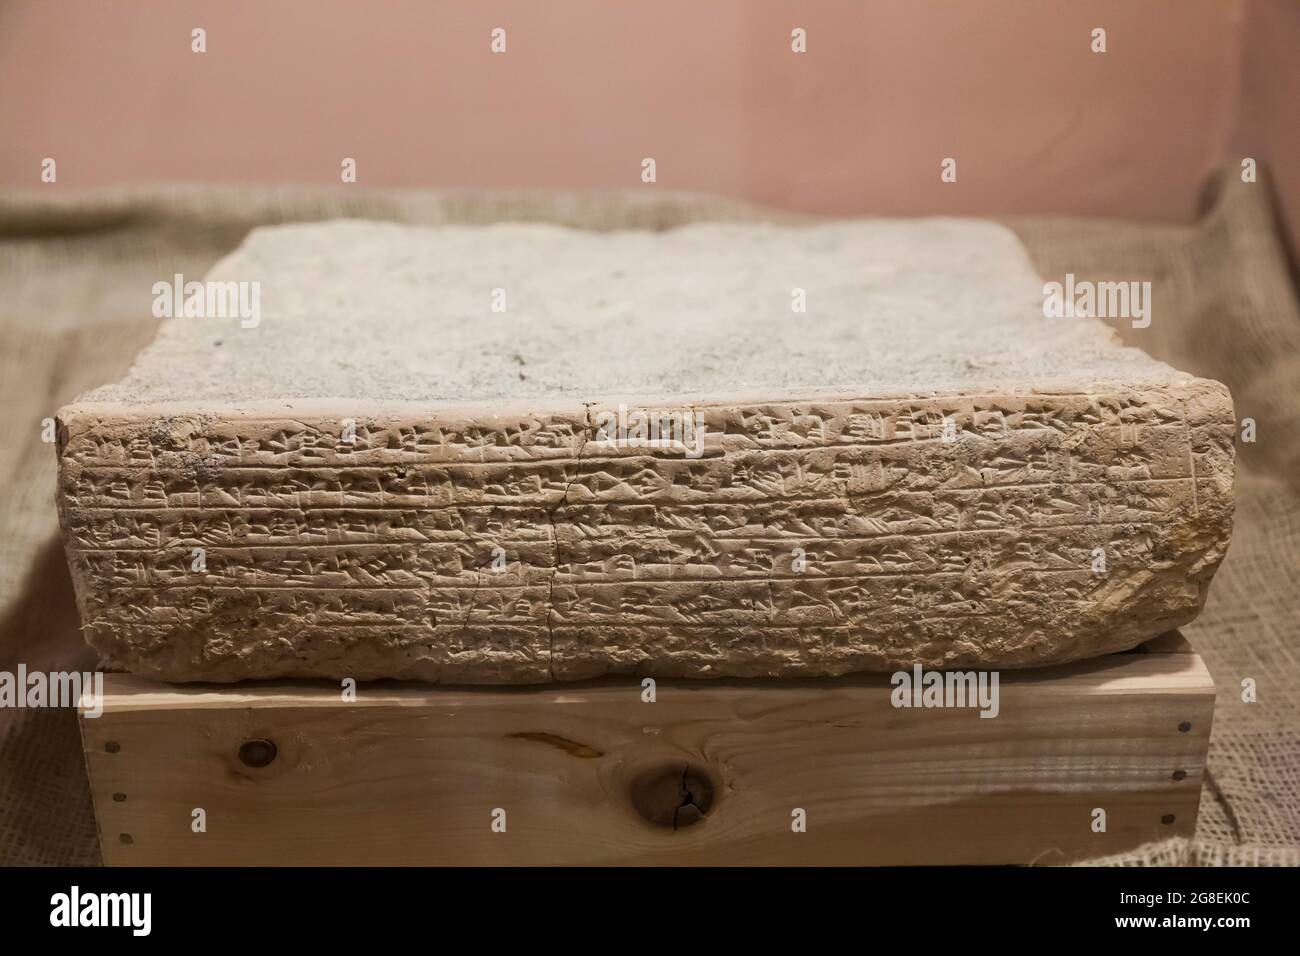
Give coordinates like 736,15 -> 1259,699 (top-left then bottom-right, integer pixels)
80,633 -> 1214,866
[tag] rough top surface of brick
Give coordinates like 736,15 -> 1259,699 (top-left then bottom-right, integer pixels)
85,219 -> 1186,406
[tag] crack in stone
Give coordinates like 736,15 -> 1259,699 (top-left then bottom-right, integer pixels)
454,563 -> 487,654
543,405 -> 593,680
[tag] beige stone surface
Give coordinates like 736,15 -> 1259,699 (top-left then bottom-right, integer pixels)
55,220 -> 1235,682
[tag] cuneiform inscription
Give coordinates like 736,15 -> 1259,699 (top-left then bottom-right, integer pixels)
56,384 -> 1235,681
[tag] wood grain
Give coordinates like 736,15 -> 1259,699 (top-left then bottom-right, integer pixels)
81,636 -> 1215,865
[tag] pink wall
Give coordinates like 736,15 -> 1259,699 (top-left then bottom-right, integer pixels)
1231,0 -> 1300,259
0,0 -> 1281,230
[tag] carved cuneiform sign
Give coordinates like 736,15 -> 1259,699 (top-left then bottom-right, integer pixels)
54,220 -> 1235,682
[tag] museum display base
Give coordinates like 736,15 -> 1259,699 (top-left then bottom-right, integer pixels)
80,632 -> 1214,866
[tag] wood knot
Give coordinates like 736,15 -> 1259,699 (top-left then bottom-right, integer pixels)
238,738 -> 278,768
630,764 -> 716,830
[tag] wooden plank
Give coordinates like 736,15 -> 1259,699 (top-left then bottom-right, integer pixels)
80,644 -> 1215,866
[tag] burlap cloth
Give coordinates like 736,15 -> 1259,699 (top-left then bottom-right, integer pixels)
2,170 -> 1296,866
